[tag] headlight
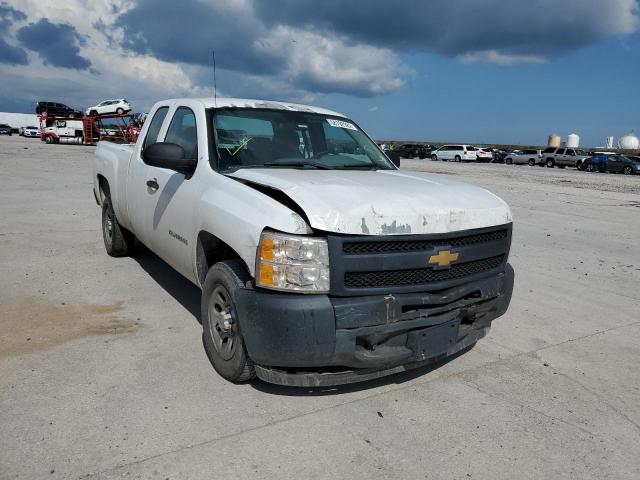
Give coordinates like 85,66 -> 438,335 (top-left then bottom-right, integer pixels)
256,231 -> 330,293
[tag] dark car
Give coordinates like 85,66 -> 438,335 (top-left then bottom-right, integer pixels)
583,154 -> 640,175
395,143 -> 429,159
35,101 -> 83,118
0,124 -> 12,135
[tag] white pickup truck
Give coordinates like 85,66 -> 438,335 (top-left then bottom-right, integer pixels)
94,97 -> 514,387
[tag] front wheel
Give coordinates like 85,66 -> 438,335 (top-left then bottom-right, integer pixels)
431,154 -> 438,161
623,166 -> 633,175
585,164 -> 595,172
44,135 -> 54,144
116,108 -> 124,115
454,155 -> 461,162
202,260 -> 255,383
546,159 -> 555,168
506,158 -> 513,165
528,159 -> 535,166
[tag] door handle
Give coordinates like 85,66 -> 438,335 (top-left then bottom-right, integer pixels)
146,178 -> 159,190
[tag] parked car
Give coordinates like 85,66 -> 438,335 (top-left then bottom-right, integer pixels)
94,97 -> 514,386
542,147 -> 591,169
430,145 -> 477,162
35,101 -> 82,118
86,99 -> 132,116
505,149 -> 543,166
395,143 -> 429,159
583,154 -> 640,175
23,126 -> 40,138
476,148 -> 493,162
0,124 -> 12,135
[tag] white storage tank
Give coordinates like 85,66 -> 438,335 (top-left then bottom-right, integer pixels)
566,133 -> 580,148
618,133 -> 639,150
605,136 -> 614,148
548,134 -> 561,147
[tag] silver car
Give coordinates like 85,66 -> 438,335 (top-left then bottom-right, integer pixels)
505,149 -> 543,166
542,147 -> 591,169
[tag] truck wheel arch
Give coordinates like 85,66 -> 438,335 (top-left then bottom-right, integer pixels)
97,175 -> 110,206
196,231 -> 248,286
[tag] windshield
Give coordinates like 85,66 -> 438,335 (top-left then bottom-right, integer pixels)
212,108 -> 394,171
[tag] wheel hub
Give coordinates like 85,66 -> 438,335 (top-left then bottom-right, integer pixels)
208,285 -> 238,360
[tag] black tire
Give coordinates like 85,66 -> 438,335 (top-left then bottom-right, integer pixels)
454,155 -> 461,162
623,166 -> 633,175
202,260 -> 255,383
546,159 -> 555,168
528,159 -> 535,166
585,164 -> 595,172
90,110 -> 98,117
431,154 -> 438,161
41,111 -> 48,117
116,108 -> 124,115
68,113 -> 75,119
576,161 -> 583,171
102,196 -> 134,257
506,158 -> 513,165
44,135 -> 54,144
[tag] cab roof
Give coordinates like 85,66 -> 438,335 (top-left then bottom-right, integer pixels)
166,97 -> 347,118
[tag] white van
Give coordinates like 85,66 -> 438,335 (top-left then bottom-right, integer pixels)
431,145 -> 477,162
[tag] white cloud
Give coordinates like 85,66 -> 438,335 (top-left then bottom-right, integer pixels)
457,50 -> 548,66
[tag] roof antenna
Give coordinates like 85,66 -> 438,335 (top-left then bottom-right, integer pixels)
212,50 -> 218,108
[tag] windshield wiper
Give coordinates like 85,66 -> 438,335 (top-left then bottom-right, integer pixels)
262,161 -> 332,169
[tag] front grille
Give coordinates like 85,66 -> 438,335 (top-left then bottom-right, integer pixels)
344,255 -> 505,289
343,229 -> 508,255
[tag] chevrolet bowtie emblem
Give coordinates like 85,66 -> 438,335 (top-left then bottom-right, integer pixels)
429,250 -> 459,268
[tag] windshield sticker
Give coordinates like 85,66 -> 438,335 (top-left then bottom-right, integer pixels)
326,118 -> 357,131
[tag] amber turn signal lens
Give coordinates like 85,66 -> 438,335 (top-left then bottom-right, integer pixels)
260,236 -> 274,260
259,264 -> 274,286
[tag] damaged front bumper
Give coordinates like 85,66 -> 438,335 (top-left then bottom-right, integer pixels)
236,264 -> 514,387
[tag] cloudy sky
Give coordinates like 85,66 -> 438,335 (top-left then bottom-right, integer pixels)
1,0 -> 639,145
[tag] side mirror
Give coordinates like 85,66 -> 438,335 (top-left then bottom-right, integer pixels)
388,151 -> 401,168
142,142 -> 196,174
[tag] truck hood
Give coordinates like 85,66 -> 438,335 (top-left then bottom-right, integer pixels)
227,169 -> 512,235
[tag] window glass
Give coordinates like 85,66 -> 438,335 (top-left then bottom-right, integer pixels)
213,109 -> 393,171
165,107 -> 198,159
556,148 -> 565,155
142,106 -> 169,152
566,149 -> 575,156
466,146 -> 476,151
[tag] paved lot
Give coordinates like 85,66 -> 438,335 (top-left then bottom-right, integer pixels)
1,135 -> 639,479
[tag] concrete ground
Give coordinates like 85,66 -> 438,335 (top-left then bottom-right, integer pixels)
1,135 -> 639,479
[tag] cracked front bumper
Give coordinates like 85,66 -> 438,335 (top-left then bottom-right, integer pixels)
235,264 -> 514,386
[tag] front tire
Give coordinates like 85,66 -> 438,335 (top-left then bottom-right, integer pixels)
116,108 -> 124,115
44,135 -> 54,144
202,260 -> 255,383
102,196 -> 134,257
546,159 -> 555,168
585,164 -> 595,172
454,155 -> 461,162
623,166 -> 633,175
506,158 -> 513,165
528,159 -> 535,166
431,154 -> 438,161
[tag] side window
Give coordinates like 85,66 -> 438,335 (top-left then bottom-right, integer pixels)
556,148 -> 565,155
567,149 -> 575,156
165,107 -> 198,159
142,106 -> 169,152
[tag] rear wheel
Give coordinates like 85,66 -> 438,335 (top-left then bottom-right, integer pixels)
102,196 -> 134,257
454,155 -> 461,162
431,154 -> 438,161
546,159 -> 555,168
116,108 -> 125,115
90,110 -> 98,116
202,260 -> 255,383
528,159 -> 535,166
506,158 -> 513,165
585,164 -> 595,172
44,135 -> 54,144
623,166 -> 633,175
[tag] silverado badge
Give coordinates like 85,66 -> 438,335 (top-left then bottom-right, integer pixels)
428,249 -> 459,268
